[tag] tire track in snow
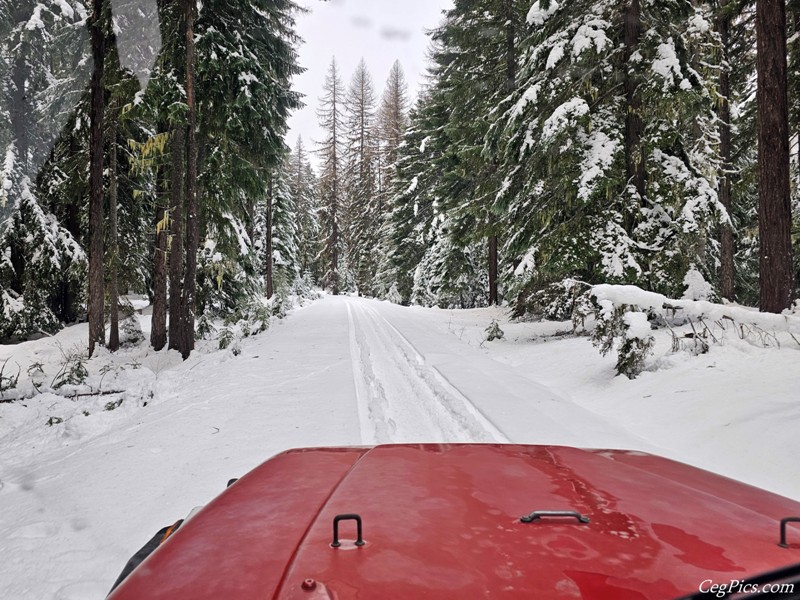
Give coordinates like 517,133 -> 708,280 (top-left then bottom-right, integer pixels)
345,301 -> 376,445
360,302 -> 511,444
346,298 -> 509,444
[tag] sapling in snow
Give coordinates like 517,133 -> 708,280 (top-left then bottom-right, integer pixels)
485,319 -> 505,342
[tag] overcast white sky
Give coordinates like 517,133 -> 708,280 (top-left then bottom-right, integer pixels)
287,0 -> 454,159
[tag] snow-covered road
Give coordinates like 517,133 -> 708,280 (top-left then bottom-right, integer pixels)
1,294 -> 799,599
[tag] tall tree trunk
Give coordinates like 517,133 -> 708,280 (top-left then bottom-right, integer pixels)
718,0 -> 735,302
623,0 -> 645,201
488,0 -> 517,307
9,40 -> 29,176
488,235 -> 498,305
168,126 -> 185,351
180,0 -> 199,358
108,113 -> 120,351
88,0 -> 106,357
151,162 -> 169,351
265,174 -> 274,298
756,0 -> 794,312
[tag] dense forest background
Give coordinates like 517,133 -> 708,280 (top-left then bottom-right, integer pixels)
1,0 -> 798,358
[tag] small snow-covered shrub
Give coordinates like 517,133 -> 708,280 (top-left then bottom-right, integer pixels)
682,266 -> 714,301
218,327 -> 235,351
196,314 -> 217,340
386,283 -> 403,305
591,302 -> 655,379
485,319 -> 505,341
119,307 -> 144,346
526,278 -> 593,322
51,347 -> 88,389
0,357 -> 20,397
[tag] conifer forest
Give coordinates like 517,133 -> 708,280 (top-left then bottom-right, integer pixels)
1,0 -> 798,356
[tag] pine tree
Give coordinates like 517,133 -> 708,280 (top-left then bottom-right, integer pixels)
489,0 -> 725,311
384,1 -> 524,308
287,137 -> 320,281
256,159 -> 299,297
374,60 -> 409,297
383,85 -> 449,304
0,0 -> 87,340
317,58 -> 345,295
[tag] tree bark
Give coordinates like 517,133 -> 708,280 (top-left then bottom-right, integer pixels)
488,0 -> 517,307
265,174 -> 274,298
756,0 -> 794,312
108,113 -> 120,351
151,162 -> 168,351
718,0 -> 735,302
168,126 -> 185,351
9,43 -> 29,176
180,0 -> 199,358
488,235 -> 498,305
88,0 -> 106,357
623,0 -> 645,201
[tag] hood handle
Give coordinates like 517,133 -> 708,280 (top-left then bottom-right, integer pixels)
779,516 -> 800,548
331,514 -> 365,548
520,510 -> 590,524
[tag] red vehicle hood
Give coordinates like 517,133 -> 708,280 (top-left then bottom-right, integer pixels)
108,444 -> 800,599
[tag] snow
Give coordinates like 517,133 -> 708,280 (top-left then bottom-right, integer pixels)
1,295 -> 800,599
545,42 -> 565,70
25,5 -> 46,30
622,311 -> 652,341
509,83 -> 541,121
541,98 -> 589,141
682,266 -> 714,301
577,130 -> 619,202
651,38 -> 692,92
54,0 -> 75,19
527,0 -> 560,26
592,283 -> 800,334
571,20 -> 611,57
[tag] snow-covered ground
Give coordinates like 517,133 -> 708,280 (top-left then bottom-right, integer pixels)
1,294 -> 799,599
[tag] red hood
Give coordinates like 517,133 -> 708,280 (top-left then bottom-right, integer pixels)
109,444 -> 800,599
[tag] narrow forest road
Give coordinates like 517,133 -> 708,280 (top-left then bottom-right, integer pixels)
1,295 -> 661,600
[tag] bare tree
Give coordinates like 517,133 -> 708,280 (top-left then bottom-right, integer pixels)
344,59 -> 379,294
378,60 -> 409,208
317,58 -> 345,295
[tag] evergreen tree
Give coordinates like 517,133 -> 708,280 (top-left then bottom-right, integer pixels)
0,0 -> 88,340
287,137 -> 320,282
256,159 -> 299,297
374,60 -> 409,297
383,86 -> 449,304
489,0 -> 725,311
